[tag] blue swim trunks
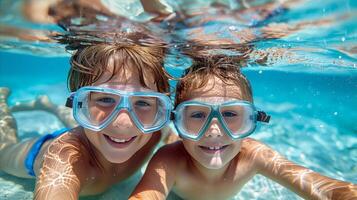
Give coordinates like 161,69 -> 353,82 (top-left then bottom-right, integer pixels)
24,128 -> 70,176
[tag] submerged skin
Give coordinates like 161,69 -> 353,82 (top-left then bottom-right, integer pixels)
0,57 -> 165,199
130,76 -> 357,200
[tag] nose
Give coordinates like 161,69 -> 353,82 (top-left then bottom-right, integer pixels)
204,119 -> 223,138
111,109 -> 135,129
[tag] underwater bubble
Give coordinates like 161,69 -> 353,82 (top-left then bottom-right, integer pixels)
334,112 -> 338,116
341,37 -> 346,42
228,25 -> 237,31
70,17 -> 85,25
96,15 -> 109,21
259,70 -> 263,74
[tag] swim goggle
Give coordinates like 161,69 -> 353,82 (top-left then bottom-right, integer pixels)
66,86 -> 173,133
172,100 -> 270,141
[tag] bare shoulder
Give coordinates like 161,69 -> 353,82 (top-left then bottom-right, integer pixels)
239,138 -> 283,168
240,138 -> 270,155
35,127 -> 91,199
47,128 -> 87,158
151,141 -> 187,168
39,127 -> 91,179
130,141 -> 186,199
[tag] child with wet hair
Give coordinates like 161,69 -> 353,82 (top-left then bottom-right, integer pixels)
130,57 -> 357,200
0,43 -> 174,199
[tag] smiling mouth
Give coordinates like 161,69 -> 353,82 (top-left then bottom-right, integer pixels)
104,134 -> 137,148
198,145 -> 229,154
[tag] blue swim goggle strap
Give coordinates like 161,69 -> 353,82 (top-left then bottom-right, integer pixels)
172,100 -> 270,141
66,86 -> 172,133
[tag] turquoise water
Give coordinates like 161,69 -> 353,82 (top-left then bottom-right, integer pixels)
1,51 -> 356,200
1,0 -> 357,199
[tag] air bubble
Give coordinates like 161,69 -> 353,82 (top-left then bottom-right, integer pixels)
228,26 -> 236,31
341,37 -> 345,42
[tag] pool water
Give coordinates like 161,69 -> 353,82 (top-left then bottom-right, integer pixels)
0,0 -> 357,199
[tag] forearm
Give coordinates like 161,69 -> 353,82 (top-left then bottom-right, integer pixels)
34,185 -> 80,200
34,166 -> 82,200
258,150 -> 357,199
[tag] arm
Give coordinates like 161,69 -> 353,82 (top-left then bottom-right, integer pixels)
34,135 -> 86,200
130,143 -> 182,200
250,140 -> 357,200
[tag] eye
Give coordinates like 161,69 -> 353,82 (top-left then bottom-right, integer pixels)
222,111 -> 238,118
134,100 -> 151,107
96,97 -> 116,107
190,112 -> 206,119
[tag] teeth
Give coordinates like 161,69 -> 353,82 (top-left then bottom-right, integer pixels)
109,136 -> 133,143
208,146 -> 222,150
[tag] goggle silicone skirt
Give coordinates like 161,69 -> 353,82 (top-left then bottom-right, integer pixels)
66,86 -> 172,133
173,100 -> 270,141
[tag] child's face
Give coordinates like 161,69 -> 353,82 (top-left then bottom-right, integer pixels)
182,76 -> 246,169
84,58 -> 158,163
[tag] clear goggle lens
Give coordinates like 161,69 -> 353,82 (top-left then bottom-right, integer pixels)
72,87 -> 171,132
175,102 -> 257,139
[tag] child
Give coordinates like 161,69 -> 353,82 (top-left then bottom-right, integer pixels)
0,43 -> 173,199
130,57 -> 357,200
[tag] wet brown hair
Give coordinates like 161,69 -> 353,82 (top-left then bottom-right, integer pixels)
67,44 -> 170,93
175,56 -> 253,106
